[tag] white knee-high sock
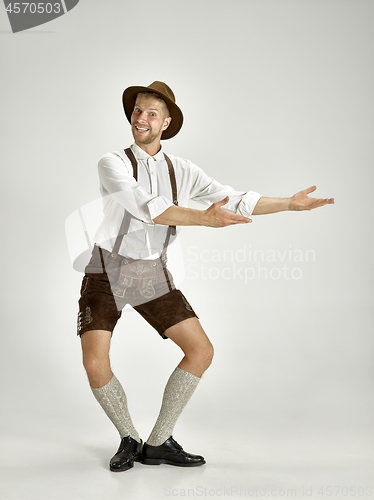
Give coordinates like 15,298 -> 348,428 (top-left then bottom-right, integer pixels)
146,367 -> 200,446
90,374 -> 141,443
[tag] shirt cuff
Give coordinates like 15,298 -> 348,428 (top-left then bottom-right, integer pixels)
239,191 -> 263,217
147,196 -> 174,222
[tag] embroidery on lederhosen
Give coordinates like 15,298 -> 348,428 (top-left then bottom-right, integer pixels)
77,306 -> 93,334
182,295 -> 193,312
140,278 -> 157,299
112,260 -> 158,299
84,306 -> 93,325
112,275 -> 133,298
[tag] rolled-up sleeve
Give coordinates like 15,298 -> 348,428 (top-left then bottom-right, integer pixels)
98,154 -> 173,224
147,197 -> 174,221
188,162 -> 262,216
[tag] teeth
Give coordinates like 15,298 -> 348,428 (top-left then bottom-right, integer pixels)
136,126 -> 149,131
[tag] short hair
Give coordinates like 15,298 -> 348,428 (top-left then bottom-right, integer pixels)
136,91 -> 170,118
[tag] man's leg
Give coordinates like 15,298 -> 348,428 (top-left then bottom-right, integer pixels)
166,317 -> 214,378
142,317 -> 213,466
81,329 -> 112,388
81,329 -> 142,471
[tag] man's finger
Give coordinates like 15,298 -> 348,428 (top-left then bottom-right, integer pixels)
215,196 -> 230,207
304,185 -> 317,195
226,213 -> 252,223
308,198 -> 335,209
235,218 -> 252,224
318,198 -> 335,206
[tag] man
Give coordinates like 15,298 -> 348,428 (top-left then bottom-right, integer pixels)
77,81 -> 334,472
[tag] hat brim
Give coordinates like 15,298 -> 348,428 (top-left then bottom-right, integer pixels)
122,86 -> 183,140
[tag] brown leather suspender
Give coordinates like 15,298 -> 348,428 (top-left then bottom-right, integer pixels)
124,147 -> 138,181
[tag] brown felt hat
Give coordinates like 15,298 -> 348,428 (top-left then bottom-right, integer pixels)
122,81 -> 183,140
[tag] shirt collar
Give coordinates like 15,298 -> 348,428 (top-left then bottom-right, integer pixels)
131,143 -> 165,161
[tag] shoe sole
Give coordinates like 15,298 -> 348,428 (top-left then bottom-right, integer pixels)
141,458 -> 206,467
110,454 -> 142,472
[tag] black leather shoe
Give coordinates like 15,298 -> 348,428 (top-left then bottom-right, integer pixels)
109,436 -> 143,472
141,436 -> 205,467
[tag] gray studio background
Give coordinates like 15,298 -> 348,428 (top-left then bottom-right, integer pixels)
1,1 -> 373,499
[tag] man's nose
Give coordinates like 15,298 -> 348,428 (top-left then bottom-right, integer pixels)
137,111 -> 148,122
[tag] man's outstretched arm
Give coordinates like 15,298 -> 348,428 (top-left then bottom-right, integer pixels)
153,197 -> 252,228
252,185 -> 334,215
153,186 -> 334,227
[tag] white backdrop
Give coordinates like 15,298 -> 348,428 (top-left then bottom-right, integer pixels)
1,1 -> 373,499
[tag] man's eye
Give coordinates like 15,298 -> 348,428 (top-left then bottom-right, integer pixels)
150,112 -> 156,117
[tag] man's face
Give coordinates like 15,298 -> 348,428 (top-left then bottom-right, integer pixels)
131,94 -> 171,147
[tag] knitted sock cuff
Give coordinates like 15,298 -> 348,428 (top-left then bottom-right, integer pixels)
146,366 -> 201,446
91,374 -> 140,443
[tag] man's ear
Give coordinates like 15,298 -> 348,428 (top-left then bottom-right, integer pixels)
163,116 -> 172,131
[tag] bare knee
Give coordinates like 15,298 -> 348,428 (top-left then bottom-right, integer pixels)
202,342 -> 214,371
82,354 -> 105,375
83,358 -> 112,388
82,352 -> 112,388
188,342 -> 214,374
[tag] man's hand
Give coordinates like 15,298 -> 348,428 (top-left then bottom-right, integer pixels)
152,197 -> 251,227
201,196 -> 252,227
288,186 -> 335,211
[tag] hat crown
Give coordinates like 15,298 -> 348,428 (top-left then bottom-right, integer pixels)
146,81 -> 176,104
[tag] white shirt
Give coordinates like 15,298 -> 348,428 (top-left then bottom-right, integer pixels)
94,143 -> 262,260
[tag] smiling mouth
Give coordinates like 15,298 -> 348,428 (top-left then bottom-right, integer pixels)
135,125 -> 149,133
